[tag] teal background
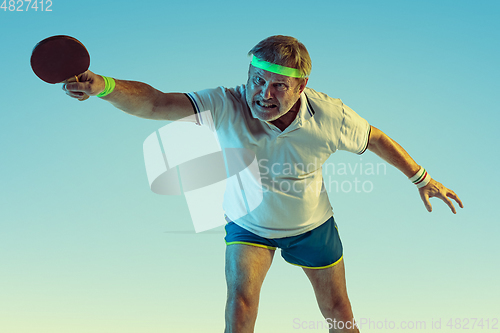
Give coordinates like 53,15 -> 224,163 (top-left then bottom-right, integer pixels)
1,1 -> 499,332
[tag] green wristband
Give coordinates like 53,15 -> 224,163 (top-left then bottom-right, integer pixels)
96,76 -> 116,97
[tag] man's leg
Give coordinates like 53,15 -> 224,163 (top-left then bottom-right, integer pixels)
303,259 -> 359,333
225,244 -> 275,333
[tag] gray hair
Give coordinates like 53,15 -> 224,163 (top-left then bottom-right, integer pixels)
248,35 -> 312,79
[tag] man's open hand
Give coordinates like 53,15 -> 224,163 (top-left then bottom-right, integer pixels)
419,179 -> 463,214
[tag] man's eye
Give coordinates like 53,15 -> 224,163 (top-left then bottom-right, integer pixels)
275,83 -> 287,91
254,77 -> 264,85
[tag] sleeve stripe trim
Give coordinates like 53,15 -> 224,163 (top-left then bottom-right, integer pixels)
358,125 -> 371,155
185,93 -> 203,125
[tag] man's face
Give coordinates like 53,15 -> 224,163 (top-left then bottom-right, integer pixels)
246,65 -> 307,122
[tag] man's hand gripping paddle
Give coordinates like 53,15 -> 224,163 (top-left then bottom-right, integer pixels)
31,35 -> 90,101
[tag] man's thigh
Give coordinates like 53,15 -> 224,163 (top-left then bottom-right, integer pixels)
302,258 -> 350,307
225,244 -> 275,298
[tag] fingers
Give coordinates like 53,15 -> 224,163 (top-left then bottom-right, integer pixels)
64,89 -> 85,99
420,191 -> 432,212
64,75 -> 78,83
62,80 -> 91,101
73,75 -> 90,101
436,188 -> 463,214
447,191 -> 464,209
419,181 -> 463,214
441,195 -> 457,214
61,70 -> 101,100
63,81 -> 87,93
78,94 -> 90,102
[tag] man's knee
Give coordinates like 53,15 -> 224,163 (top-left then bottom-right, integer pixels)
226,292 -> 257,313
225,285 -> 261,333
226,282 -> 260,310
319,298 -> 352,317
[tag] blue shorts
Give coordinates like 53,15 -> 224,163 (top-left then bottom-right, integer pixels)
224,216 -> 343,269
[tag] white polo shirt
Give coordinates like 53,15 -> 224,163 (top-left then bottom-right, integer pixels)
186,85 -> 370,239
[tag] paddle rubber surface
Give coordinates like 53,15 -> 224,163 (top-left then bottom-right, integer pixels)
31,35 -> 90,84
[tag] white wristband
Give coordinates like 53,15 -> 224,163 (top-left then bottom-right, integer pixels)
409,167 -> 431,189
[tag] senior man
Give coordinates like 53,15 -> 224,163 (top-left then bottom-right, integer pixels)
64,35 -> 463,333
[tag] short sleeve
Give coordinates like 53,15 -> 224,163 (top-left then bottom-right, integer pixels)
338,103 -> 371,154
185,87 -> 227,132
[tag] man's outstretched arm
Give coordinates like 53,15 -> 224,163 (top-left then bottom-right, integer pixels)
367,125 -> 463,214
62,70 -> 195,121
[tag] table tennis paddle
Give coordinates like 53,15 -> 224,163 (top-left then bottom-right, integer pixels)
31,35 -> 90,101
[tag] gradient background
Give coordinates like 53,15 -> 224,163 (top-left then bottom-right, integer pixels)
1,1 -> 499,332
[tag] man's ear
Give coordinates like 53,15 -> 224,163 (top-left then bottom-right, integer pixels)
297,78 -> 308,93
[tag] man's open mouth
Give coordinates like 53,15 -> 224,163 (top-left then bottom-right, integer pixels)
257,101 -> 278,109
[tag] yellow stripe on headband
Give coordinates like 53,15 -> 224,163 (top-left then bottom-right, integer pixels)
251,56 -> 305,78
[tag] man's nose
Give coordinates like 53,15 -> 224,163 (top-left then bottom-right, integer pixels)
261,83 -> 272,99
